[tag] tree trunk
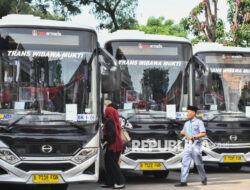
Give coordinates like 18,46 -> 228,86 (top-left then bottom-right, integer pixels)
110,11 -> 119,31
204,0 -> 217,42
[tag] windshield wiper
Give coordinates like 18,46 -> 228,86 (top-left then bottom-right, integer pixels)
46,120 -> 88,132
207,115 -> 218,122
7,111 -> 37,131
124,114 -> 184,126
155,116 -> 185,125
6,111 -> 63,131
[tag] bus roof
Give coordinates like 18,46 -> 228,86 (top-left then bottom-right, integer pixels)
193,43 -> 250,55
0,14 -> 96,32
98,30 -> 191,47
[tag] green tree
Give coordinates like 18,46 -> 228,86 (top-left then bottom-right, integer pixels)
182,0 -> 227,44
1,0 -> 139,31
37,0 -> 81,20
226,0 -> 250,47
0,0 -> 64,20
0,0 -> 31,18
80,0 -> 138,32
139,17 -> 187,38
141,68 -> 169,101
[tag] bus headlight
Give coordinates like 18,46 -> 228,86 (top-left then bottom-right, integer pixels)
202,138 -> 215,149
173,141 -> 184,154
124,147 -> 132,154
72,148 -> 98,164
0,149 -> 20,164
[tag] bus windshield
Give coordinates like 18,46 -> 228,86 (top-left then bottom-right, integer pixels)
105,41 -> 191,120
0,28 -> 97,125
196,52 -> 250,114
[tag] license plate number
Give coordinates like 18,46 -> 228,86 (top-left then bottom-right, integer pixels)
33,174 -> 59,183
140,162 -> 162,170
224,156 -> 242,162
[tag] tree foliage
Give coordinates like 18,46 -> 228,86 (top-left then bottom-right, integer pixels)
0,0 -> 31,18
0,0 -> 139,31
226,0 -> 250,47
183,0 -> 221,43
80,0 -> 138,32
141,68 -> 169,101
183,0 -> 249,46
32,0 -> 139,31
0,0 -> 64,20
139,17 -> 188,38
35,0 -> 81,19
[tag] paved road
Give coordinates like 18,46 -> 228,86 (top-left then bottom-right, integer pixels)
2,165 -> 250,190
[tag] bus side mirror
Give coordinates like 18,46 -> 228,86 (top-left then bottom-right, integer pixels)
195,70 -> 201,96
202,74 -> 212,93
193,56 -> 211,93
183,71 -> 188,94
98,48 -> 121,93
101,66 -> 121,93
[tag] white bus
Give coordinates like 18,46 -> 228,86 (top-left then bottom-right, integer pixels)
0,14 -> 117,189
99,30 -> 193,178
193,43 -> 250,170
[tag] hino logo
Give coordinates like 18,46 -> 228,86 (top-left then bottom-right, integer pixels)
41,145 -> 53,153
229,135 -> 238,142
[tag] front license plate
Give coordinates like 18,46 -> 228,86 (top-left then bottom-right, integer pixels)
33,174 -> 59,183
140,162 -> 162,170
224,156 -> 242,162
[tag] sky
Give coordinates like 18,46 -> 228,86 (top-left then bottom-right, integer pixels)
71,0 -> 230,32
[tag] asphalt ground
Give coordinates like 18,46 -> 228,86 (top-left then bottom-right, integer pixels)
1,164 -> 250,190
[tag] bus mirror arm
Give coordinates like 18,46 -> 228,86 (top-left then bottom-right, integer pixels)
98,47 -> 119,69
193,56 -> 210,75
98,48 -> 121,93
193,56 -> 212,93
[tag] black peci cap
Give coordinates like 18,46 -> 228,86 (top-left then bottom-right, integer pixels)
187,105 -> 198,112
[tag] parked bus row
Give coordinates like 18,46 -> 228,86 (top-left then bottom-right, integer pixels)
0,14 -> 249,189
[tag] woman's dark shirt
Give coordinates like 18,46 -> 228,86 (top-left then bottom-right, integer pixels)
104,119 -> 116,145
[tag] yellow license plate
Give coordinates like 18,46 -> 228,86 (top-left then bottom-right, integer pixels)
140,162 -> 162,170
33,174 -> 59,183
224,156 -> 242,162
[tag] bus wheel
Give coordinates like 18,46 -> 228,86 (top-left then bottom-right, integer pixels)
153,171 -> 169,179
228,164 -> 242,171
50,184 -> 68,190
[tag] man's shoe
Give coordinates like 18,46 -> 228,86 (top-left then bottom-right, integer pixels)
202,178 -> 207,185
113,184 -> 125,189
100,184 -> 112,188
175,183 -> 187,187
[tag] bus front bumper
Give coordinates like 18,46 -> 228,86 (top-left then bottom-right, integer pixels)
120,150 -> 184,171
0,152 -> 99,184
202,146 -> 250,164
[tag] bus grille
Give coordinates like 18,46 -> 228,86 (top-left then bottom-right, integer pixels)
212,148 -> 250,154
15,163 -> 76,172
0,167 -> 8,175
125,153 -> 175,161
12,142 -> 81,156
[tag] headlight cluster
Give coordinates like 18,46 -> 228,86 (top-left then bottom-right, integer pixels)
119,118 -> 126,128
202,138 -> 215,149
72,148 -> 98,164
0,149 -> 20,164
123,147 -> 132,154
173,141 -> 184,154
